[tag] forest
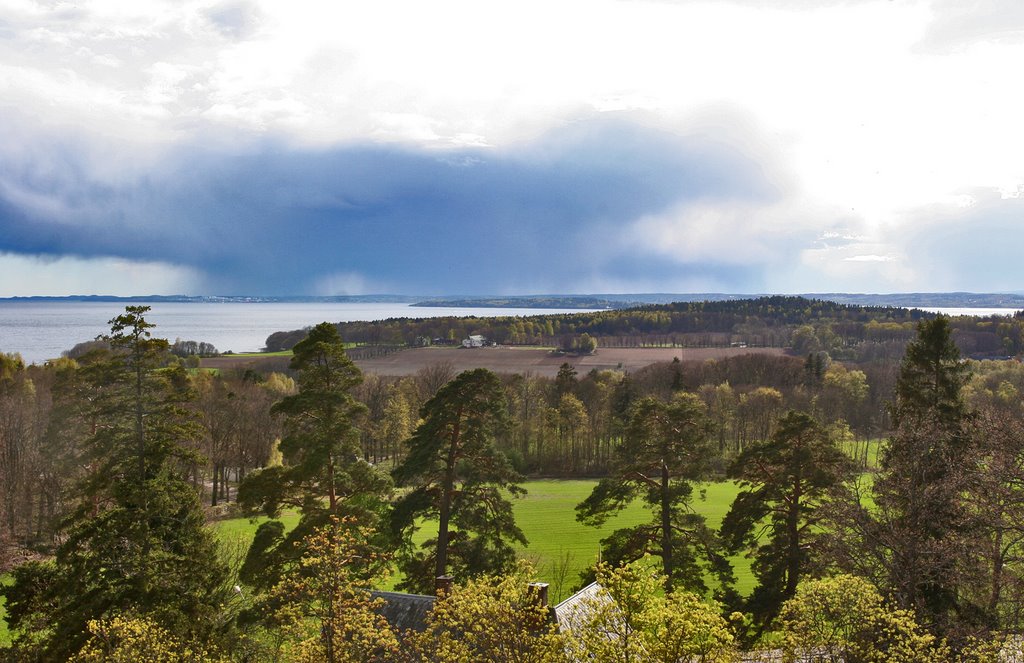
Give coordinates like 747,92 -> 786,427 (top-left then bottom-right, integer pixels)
3,300 -> 1024,660
264,295 -> 1024,361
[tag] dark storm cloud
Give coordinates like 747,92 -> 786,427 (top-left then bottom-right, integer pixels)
0,116 -> 778,294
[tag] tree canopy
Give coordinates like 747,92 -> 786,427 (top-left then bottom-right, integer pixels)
237,322 -> 391,589
2,306 -> 229,659
391,368 -> 526,593
576,392 -> 725,592
722,410 -> 856,632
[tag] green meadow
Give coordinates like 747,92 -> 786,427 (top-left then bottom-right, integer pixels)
214,478 -> 751,604
2,472 -> 869,646
1,574 -> 11,648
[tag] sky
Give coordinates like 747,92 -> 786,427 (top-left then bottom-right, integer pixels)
1,0 -> 1024,297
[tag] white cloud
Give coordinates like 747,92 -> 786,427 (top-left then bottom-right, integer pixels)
0,253 -> 200,297
794,243 -> 917,293
624,201 -> 793,265
313,271 -> 378,296
843,254 -> 895,262
917,0 -> 1024,52
2,0 -> 1024,294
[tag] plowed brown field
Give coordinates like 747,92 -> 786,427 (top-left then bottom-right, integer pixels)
355,346 -> 784,377
204,346 -> 785,377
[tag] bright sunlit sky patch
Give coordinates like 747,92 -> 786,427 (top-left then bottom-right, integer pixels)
1,0 -> 1023,296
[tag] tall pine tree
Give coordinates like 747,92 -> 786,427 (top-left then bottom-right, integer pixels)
828,316 -> 977,639
576,393 -> 726,593
877,315 -> 975,634
722,410 -> 855,633
3,306 -> 230,659
237,322 -> 391,590
391,368 -> 525,593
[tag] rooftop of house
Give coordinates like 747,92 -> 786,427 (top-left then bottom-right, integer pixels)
552,581 -> 605,634
370,590 -> 437,633
370,579 -> 612,635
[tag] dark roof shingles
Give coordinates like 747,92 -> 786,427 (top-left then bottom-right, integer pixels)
370,590 -> 436,633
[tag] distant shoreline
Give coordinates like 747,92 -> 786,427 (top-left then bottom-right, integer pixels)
3,292 -> 1024,310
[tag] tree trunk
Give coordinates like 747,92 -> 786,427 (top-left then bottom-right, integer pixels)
435,406 -> 463,579
211,462 -> 219,507
661,460 -> 673,591
785,473 -> 803,598
327,457 -> 337,512
989,528 -> 1004,618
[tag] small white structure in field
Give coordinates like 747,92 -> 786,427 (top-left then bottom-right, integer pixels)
462,334 -> 486,348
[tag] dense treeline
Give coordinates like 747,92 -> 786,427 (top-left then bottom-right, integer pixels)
0,346 -> 288,559
6,305 -> 1024,660
0,318 -> 964,556
264,296 -> 1024,364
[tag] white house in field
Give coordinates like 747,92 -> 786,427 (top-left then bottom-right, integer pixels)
462,334 -> 486,348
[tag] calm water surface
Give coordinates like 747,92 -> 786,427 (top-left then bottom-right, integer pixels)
0,302 -> 599,364
920,307 -> 1022,317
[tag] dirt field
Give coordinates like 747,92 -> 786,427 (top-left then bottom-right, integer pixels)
202,346 -> 786,377
354,346 -> 786,378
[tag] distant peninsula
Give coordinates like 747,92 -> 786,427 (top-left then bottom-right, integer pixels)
2,292 -> 1023,309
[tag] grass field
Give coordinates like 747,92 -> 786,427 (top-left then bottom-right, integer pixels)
214,479 -> 750,604
504,479 -> 751,601
0,472 -> 848,644
839,438 -> 883,471
1,573 -> 11,648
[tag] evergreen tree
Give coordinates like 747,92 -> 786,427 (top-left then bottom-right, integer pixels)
576,393 -> 725,592
891,315 -> 969,427
2,306 -> 229,659
237,322 -> 391,589
554,362 -> 578,399
721,410 -> 855,633
878,316 -> 975,633
391,368 -> 526,593
828,316 -> 978,639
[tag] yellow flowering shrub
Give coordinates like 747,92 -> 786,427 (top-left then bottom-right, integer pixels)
69,615 -> 228,662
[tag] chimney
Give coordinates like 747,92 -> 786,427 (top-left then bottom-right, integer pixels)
435,574 -> 454,596
528,582 -> 549,608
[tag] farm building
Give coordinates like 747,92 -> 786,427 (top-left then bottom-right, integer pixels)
461,334 -> 486,348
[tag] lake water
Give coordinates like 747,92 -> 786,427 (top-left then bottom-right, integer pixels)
920,307 -> 1022,317
0,301 -> 600,365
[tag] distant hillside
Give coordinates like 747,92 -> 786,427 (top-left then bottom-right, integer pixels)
413,292 -> 1024,309
809,292 -> 1024,308
411,296 -> 639,309
4,291 -> 1022,308
263,295 -> 1024,362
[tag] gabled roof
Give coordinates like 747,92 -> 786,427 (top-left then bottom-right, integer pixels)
553,582 -> 609,634
371,581 -> 610,635
370,590 -> 436,633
